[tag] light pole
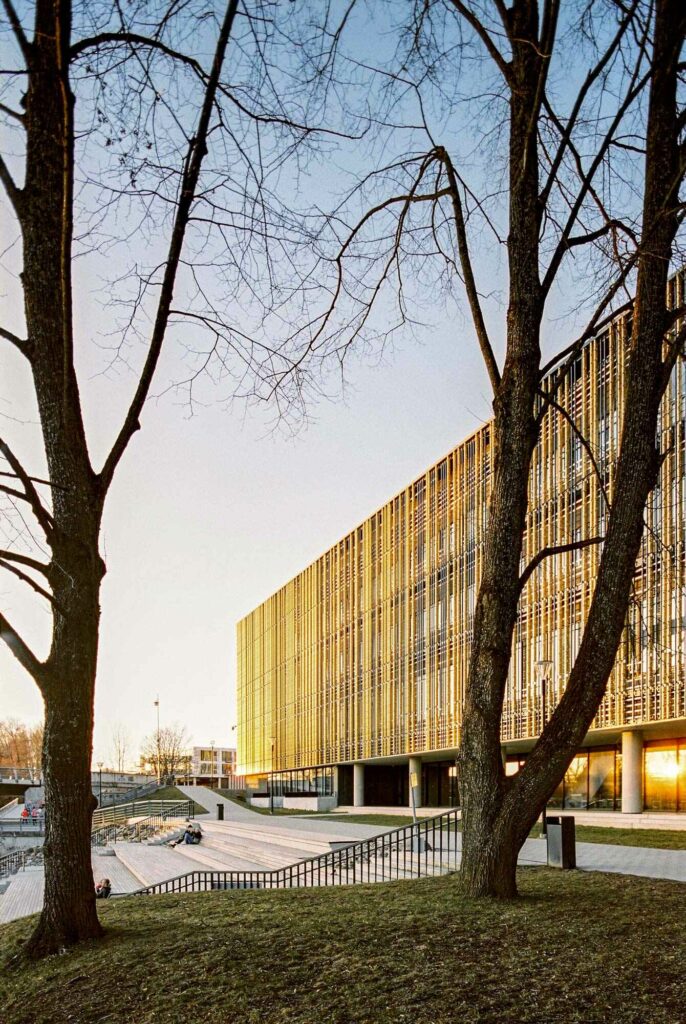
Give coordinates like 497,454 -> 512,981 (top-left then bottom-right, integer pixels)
97,761 -> 104,807
210,740 -> 215,789
536,659 -> 554,836
269,735 -> 275,815
153,696 -> 161,783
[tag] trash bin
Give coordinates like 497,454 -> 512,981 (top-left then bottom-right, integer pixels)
217,803 -> 224,821
546,815 -> 576,869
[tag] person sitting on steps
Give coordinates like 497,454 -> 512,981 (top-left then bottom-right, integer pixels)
95,878 -> 112,899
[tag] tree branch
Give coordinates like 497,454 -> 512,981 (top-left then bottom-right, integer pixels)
438,147 -> 501,392
0,549 -> 50,575
517,536 -> 604,596
564,219 -> 636,250
0,611 -> 44,683
538,390 -> 610,510
0,152 -> 23,216
0,0 -> 31,63
538,1 -> 639,213
0,101 -> 23,123
446,0 -> 511,81
0,325 -> 31,360
99,0 -> 240,494
0,559 -> 56,608
70,32 -> 203,75
0,439 -> 54,537
541,64 -> 650,297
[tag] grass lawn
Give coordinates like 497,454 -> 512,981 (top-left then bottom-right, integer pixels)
323,815 -> 686,848
153,786 -> 208,816
320,813 -> 417,827
1,869 -> 684,1023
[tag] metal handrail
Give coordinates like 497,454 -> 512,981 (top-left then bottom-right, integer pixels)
96,779 -> 160,808
92,799 -> 192,829
91,801 -> 192,846
122,808 -> 461,897
0,845 -> 44,880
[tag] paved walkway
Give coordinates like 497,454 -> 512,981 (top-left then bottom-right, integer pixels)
178,785 -> 259,823
0,852 -> 141,924
516,835 -> 686,882
178,786 -> 399,840
111,843 -> 191,887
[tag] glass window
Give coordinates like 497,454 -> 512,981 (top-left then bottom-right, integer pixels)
548,777 -> 564,809
645,746 -> 679,812
564,754 -> 588,809
588,750 -> 617,809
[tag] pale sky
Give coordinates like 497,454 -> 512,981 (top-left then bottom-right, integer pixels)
0,293 -> 495,767
0,2 -> 610,771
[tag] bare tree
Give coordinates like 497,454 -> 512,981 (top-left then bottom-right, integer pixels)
0,717 -> 42,776
288,0 -> 685,895
108,724 -> 130,774
0,0 -> 325,956
139,724 -> 191,781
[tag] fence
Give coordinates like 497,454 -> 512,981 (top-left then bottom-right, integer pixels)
91,798 -> 192,829
0,767 -> 39,783
96,778 -> 160,808
124,809 -> 461,897
0,846 -> 44,881
90,806 -> 190,847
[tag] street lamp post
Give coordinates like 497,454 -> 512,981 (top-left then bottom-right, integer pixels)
97,761 -> 104,807
210,740 -> 215,789
153,696 -> 161,783
269,736 -> 275,815
536,659 -> 554,837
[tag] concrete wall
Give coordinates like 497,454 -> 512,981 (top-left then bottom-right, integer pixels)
282,795 -> 338,812
250,795 -> 284,809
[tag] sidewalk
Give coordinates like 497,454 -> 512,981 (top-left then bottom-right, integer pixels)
517,835 -> 686,883
177,786 -> 396,840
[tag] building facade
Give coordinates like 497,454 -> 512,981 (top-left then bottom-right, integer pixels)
188,746 -> 243,788
237,276 -> 686,812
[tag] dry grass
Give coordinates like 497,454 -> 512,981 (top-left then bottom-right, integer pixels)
1,869 -> 684,1024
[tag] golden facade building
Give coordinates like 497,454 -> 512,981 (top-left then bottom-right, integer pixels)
237,275 -> 686,812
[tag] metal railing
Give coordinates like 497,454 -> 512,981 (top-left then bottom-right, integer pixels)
96,779 -> 160,808
0,767 -> 40,783
123,808 -> 461,897
0,846 -> 44,881
92,798 -> 192,829
0,818 -> 45,836
91,801 -> 192,846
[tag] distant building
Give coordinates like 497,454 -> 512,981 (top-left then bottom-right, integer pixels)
91,769 -> 154,805
237,273 -> 686,813
189,746 -> 243,788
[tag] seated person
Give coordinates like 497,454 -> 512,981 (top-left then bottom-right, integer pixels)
191,825 -> 202,844
95,878 -> 112,899
182,825 -> 196,845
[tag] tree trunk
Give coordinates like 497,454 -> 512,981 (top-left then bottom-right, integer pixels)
459,0 -> 684,897
20,0 -> 106,956
25,573 -> 104,956
459,0 -> 545,897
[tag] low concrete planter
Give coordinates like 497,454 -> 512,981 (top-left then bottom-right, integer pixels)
282,796 -> 338,812
250,795 -> 284,809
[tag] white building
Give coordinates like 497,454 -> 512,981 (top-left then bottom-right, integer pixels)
188,746 -> 243,788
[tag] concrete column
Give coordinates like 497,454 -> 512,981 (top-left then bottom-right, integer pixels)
409,756 -> 422,809
622,730 -> 643,813
353,763 -> 365,807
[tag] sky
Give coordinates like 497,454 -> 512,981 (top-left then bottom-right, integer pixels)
0,1 -> 615,771
0,294 -> 493,767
